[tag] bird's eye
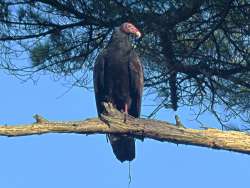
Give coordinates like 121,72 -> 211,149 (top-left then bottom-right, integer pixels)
127,24 -> 133,29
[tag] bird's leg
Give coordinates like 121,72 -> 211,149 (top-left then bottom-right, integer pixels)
124,103 -> 128,123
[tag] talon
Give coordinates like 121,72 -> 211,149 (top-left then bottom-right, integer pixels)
124,104 -> 128,123
124,113 -> 127,123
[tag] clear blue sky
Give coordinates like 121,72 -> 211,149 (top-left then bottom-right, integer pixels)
0,70 -> 250,188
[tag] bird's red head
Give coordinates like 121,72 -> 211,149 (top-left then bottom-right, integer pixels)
120,22 -> 141,38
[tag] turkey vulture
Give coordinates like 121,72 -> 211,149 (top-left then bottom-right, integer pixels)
93,22 -> 143,162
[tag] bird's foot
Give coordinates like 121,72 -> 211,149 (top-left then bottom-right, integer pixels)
124,112 -> 127,123
124,103 -> 128,123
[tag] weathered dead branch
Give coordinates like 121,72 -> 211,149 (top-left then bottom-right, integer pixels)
1,103 -> 250,155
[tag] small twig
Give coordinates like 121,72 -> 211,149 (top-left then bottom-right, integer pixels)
175,115 -> 185,128
33,114 -> 49,124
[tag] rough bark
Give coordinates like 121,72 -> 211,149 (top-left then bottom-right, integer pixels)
1,103 -> 250,155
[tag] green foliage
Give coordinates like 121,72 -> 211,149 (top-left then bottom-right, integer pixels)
0,0 -> 8,19
30,42 -> 50,67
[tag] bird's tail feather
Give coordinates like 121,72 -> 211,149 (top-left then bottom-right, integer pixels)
108,134 -> 135,162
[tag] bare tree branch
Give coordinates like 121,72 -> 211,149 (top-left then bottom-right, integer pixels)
1,103 -> 250,155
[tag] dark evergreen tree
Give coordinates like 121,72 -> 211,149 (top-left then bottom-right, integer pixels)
0,0 -> 250,127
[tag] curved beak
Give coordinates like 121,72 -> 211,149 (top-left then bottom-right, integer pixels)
135,31 -> 141,38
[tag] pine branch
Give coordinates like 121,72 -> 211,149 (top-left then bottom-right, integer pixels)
1,103 -> 250,155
